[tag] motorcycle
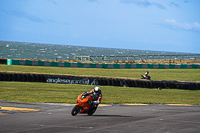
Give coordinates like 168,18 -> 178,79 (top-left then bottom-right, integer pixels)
141,75 -> 151,80
71,92 -> 97,116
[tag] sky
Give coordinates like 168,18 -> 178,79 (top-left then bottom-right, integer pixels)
0,0 -> 200,53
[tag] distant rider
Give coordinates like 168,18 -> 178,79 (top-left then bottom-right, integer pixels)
144,71 -> 149,78
87,86 -> 102,106
141,71 -> 150,80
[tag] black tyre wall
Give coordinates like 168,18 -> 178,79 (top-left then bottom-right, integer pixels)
0,72 -> 199,90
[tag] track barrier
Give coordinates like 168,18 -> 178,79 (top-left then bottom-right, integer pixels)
6,59 -> 200,69
0,72 -> 199,90
0,59 -> 7,64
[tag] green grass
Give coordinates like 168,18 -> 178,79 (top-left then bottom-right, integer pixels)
1,82 -> 200,105
1,64 -> 200,105
1,64 -> 200,81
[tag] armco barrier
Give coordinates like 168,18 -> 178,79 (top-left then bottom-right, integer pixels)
7,59 -> 200,69
0,72 -> 200,90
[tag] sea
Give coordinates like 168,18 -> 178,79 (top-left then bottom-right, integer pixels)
0,41 -> 196,61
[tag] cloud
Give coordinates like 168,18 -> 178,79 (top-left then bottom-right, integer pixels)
1,9 -> 68,25
88,0 -> 98,2
169,2 -> 179,7
120,0 -> 166,9
47,0 -> 57,5
152,2 -> 166,9
164,19 -> 200,32
46,19 -> 70,25
2,9 -> 45,23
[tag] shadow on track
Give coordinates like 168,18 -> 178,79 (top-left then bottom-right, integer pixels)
78,114 -> 133,117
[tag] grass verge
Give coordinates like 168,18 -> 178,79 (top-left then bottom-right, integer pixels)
1,81 -> 200,105
0,64 -> 200,81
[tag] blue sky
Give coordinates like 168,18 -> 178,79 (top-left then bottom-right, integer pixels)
0,0 -> 200,53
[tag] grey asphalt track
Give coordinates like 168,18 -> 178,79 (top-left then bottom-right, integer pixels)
0,100 -> 200,133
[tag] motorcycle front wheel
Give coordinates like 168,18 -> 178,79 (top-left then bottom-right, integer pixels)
71,105 -> 81,116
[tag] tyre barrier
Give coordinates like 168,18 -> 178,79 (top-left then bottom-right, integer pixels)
0,72 -> 199,90
0,59 -> 7,64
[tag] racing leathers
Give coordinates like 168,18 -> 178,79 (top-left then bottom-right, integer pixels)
143,72 -> 149,78
87,89 -> 102,105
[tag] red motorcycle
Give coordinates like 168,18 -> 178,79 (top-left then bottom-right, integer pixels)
71,92 -> 97,116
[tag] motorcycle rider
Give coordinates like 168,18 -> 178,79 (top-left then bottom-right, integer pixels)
141,71 -> 150,80
87,86 -> 102,106
144,71 -> 149,78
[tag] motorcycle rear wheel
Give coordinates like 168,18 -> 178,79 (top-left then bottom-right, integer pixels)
71,105 -> 81,116
87,107 -> 97,116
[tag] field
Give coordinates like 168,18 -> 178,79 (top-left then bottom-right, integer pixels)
0,64 -> 200,105
1,82 -> 200,105
1,64 -> 200,81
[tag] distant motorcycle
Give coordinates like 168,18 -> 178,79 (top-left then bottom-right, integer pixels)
71,92 -> 97,116
141,75 -> 151,80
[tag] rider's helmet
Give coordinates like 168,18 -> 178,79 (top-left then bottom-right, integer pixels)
94,86 -> 100,93
146,71 -> 149,74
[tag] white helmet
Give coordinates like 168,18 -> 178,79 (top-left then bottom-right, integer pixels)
94,86 -> 100,93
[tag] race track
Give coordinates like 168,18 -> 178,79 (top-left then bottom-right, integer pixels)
0,100 -> 200,133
